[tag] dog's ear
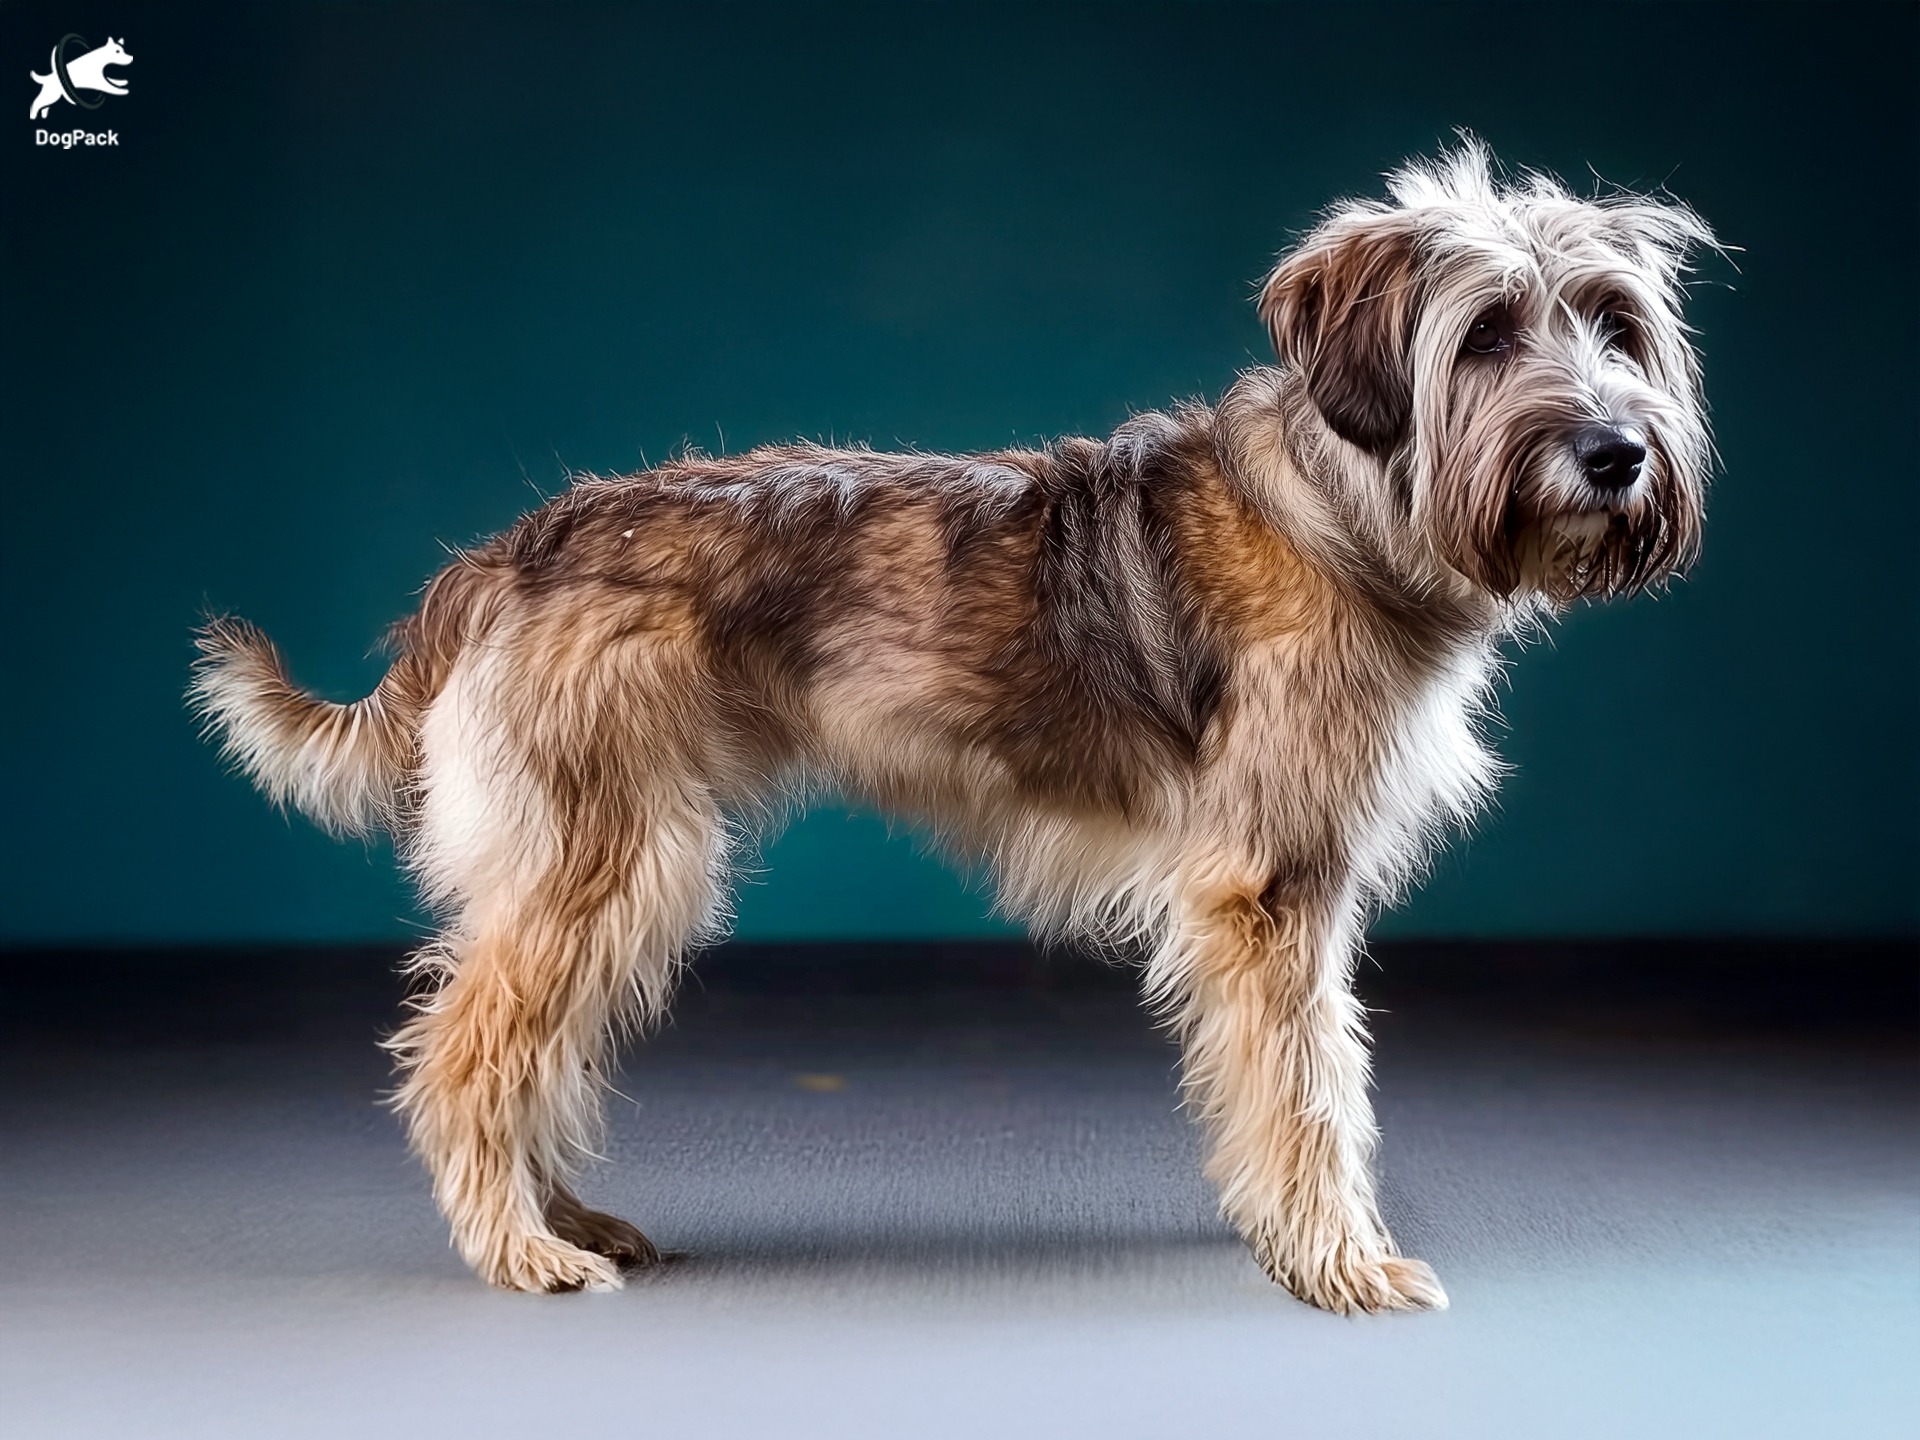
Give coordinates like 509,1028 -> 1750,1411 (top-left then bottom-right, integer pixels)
1259,211 -> 1422,454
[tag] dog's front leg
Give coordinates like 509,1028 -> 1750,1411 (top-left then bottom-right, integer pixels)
1159,864 -> 1445,1314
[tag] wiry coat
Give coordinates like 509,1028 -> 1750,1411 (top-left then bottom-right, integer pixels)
193,145 -> 1714,1311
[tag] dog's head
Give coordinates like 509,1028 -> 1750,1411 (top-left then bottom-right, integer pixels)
1260,142 -> 1716,604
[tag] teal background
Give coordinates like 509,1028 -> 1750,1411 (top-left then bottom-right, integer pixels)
2,1 -> 1914,944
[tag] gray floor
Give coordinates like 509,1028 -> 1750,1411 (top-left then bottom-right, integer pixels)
1,951 -> 1915,1439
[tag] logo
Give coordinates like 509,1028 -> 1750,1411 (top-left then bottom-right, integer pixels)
28,34 -> 131,145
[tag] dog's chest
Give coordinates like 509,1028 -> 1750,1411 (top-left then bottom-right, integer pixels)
1353,649 -> 1502,894
1219,637 -> 1499,888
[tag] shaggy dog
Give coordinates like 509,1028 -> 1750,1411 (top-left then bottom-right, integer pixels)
194,143 -> 1714,1312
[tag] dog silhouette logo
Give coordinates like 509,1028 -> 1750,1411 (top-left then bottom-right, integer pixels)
29,35 -> 131,121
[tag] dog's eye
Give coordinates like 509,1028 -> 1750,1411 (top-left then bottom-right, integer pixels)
1463,308 -> 1513,356
1598,311 -> 1634,352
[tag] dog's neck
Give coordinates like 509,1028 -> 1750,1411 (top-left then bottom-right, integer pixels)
1212,366 -> 1509,648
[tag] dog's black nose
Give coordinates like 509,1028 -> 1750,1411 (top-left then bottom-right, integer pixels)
1574,426 -> 1647,490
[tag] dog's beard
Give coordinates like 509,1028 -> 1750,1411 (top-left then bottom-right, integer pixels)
1504,437 -> 1684,603
1422,420 -> 1632,603
1429,395 -> 1692,605
1511,508 -> 1631,601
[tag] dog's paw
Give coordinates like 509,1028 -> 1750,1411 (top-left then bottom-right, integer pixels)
545,1198 -> 661,1270
486,1234 -> 624,1294
1361,1255 -> 1449,1313
1254,1230 -> 1449,1315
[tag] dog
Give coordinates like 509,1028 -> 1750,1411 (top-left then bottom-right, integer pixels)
192,143 -> 1714,1312
28,36 -> 131,120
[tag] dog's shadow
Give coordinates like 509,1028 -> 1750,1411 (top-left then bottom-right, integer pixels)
620,1220 -> 1242,1290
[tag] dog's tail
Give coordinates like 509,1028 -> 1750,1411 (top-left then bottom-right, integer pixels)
190,566 -> 497,836
189,617 -> 425,836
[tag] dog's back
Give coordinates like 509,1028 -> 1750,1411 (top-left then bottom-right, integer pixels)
195,415 -> 1235,847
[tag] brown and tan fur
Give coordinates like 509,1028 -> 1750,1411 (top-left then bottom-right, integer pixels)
192,145 -> 1715,1312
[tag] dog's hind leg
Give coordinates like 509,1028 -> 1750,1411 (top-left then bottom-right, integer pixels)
1149,856 -> 1446,1315
29,72 -> 56,120
390,660 -> 725,1290
392,791 -> 722,1291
